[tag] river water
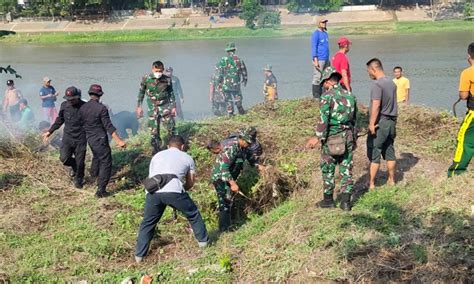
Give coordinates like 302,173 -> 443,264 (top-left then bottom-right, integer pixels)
1,30 -> 473,119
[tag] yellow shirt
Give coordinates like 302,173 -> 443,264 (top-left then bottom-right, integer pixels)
393,76 -> 410,102
459,65 -> 474,95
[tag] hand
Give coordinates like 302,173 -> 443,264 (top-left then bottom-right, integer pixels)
136,106 -> 143,119
257,164 -> 265,173
313,59 -> 320,68
369,124 -> 378,135
171,108 -> 177,117
229,180 -> 239,193
305,137 -> 320,149
42,132 -> 50,142
116,139 -> 127,149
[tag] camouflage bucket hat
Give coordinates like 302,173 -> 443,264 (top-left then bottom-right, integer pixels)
225,42 -> 236,52
239,132 -> 253,144
263,64 -> 272,71
321,66 -> 342,84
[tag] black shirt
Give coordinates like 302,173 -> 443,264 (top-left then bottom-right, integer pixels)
79,99 -> 117,143
48,100 -> 86,143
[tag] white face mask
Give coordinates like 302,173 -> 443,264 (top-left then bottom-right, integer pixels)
154,72 -> 163,78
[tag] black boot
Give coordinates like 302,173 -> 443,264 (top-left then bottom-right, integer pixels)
151,138 -> 161,155
69,168 -> 76,178
237,106 -> 245,115
340,193 -> 352,211
315,193 -> 336,208
218,210 -> 231,232
95,188 -> 110,198
74,178 -> 83,189
312,84 -> 321,100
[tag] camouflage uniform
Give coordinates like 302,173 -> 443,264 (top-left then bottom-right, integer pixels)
217,42 -> 248,115
315,70 -> 357,197
138,73 -> 177,153
211,133 -> 252,231
210,70 -> 226,116
227,127 -> 263,178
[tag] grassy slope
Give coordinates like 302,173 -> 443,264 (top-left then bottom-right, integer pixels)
0,99 -> 472,282
1,20 -> 474,44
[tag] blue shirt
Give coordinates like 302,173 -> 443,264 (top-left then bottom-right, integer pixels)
148,147 -> 196,194
311,29 -> 329,61
39,86 -> 57,108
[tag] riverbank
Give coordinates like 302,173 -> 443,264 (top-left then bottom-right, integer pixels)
0,100 -> 472,282
1,20 -> 474,44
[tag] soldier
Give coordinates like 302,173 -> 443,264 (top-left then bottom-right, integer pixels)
306,67 -> 357,211
80,84 -> 126,198
165,67 -> 185,120
209,67 -> 226,116
216,42 -> 248,116
207,132 -> 252,232
136,60 -> 177,154
263,65 -> 278,102
43,87 -> 87,189
226,126 -> 264,179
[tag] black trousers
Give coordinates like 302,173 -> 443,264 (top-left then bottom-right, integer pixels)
135,192 -> 209,257
88,138 -> 112,191
60,139 -> 87,180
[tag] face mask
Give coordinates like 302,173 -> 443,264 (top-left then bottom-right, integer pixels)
154,72 -> 163,78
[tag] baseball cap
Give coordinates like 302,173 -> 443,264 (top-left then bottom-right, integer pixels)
43,76 -> 51,83
64,86 -> 82,100
6,79 -> 14,86
88,84 -> 104,96
337,37 -> 351,47
316,17 -> 328,24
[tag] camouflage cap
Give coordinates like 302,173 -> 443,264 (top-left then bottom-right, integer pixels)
239,132 -> 253,144
240,126 -> 257,140
225,42 -> 236,52
263,64 -> 272,71
320,66 -> 342,84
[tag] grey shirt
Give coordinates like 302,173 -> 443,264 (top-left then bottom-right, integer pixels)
370,76 -> 398,121
148,147 -> 196,194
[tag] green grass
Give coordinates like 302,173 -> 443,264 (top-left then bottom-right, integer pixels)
1,20 -> 474,44
0,99 -> 471,282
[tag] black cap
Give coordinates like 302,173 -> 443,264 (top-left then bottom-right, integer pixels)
88,84 -> 104,96
6,80 -> 14,86
64,86 -> 82,100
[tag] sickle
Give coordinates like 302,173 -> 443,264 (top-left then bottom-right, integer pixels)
452,98 -> 462,118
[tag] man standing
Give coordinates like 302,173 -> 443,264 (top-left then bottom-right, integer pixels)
209,67 -> 226,116
2,79 -> 22,122
217,42 -> 248,116
16,98 -> 35,132
366,58 -> 398,189
263,65 -> 278,102
80,84 -> 126,198
165,67 -> 185,120
39,77 -> 59,124
306,67 -> 357,211
135,135 -> 209,263
393,66 -> 411,105
43,87 -> 87,189
136,61 -> 177,154
311,18 -> 330,100
447,43 -> 474,177
208,132 -> 252,232
332,37 -> 352,92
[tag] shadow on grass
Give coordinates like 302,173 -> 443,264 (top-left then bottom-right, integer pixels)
343,200 -> 472,282
0,172 -> 26,191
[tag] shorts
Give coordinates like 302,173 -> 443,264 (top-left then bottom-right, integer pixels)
367,118 -> 397,163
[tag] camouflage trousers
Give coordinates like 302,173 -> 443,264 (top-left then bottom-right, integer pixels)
320,138 -> 354,195
146,99 -> 177,151
213,180 -> 233,231
211,91 -> 226,116
224,89 -> 245,115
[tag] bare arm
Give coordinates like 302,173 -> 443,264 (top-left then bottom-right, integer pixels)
2,93 -> 8,112
406,88 -> 410,104
459,91 -> 469,100
341,69 -> 351,91
184,171 -> 196,191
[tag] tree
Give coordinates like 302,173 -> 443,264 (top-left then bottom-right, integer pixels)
239,0 -> 263,29
0,65 -> 22,78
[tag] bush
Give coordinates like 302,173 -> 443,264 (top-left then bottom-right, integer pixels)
464,1 -> 474,20
256,11 -> 281,28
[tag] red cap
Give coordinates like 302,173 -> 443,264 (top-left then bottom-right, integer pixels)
337,37 -> 351,47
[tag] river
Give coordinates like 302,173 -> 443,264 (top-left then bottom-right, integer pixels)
1,30 -> 473,120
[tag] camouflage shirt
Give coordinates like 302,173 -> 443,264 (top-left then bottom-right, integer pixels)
315,84 -> 357,141
211,137 -> 242,182
137,73 -> 175,107
217,53 -> 248,92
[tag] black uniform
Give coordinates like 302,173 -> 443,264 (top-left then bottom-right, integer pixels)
48,100 -> 87,183
79,99 -> 117,192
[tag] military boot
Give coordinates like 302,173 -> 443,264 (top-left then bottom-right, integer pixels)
237,106 -> 245,115
95,188 -> 110,198
218,210 -> 231,232
312,84 -> 321,100
315,193 -> 336,209
74,178 -> 83,189
339,193 -> 352,211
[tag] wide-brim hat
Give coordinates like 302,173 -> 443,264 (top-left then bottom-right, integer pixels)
88,84 -> 104,96
225,42 -> 236,52
239,132 -> 253,144
321,66 -> 342,84
64,86 -> 82,100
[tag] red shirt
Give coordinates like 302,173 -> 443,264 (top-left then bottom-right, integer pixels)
332,51 -> 351,87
